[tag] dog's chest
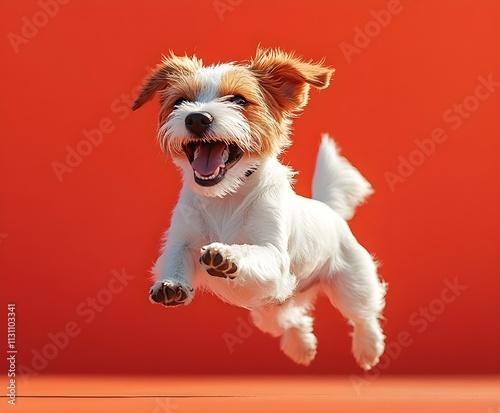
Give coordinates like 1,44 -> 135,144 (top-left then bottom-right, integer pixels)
196,197 -> 251,244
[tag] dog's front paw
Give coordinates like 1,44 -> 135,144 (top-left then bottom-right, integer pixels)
149,280 -> 194,307
200,243 -> 238,279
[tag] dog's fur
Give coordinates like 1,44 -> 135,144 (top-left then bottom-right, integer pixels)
132,48 -> 386,370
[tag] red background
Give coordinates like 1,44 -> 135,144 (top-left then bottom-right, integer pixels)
1,0 -> 499,377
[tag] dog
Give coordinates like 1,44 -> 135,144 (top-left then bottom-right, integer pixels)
132,48 -> 386,370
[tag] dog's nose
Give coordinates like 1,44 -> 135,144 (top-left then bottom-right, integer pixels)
185,112 -> 213,136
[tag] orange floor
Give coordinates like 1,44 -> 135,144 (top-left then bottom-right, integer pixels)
4,375 -> 499,412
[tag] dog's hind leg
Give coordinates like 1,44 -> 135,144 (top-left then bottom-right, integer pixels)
322,240 -> 387,370
250,289 -> 319,366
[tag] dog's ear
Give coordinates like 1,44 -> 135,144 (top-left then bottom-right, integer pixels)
131,53 -> 202,111
249,48 -> 334,113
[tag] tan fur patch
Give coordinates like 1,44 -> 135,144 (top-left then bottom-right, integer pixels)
220,66 -> 291,157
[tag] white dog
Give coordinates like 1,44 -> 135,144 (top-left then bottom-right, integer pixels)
132,48 -> 386,370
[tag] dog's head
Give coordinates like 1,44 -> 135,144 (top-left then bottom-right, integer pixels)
132,48 -> 334,197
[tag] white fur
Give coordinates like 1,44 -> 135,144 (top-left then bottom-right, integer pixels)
197,64 -> 233,102
313,135 -> 373,220
161,101 -> 254,157
151,139 -> 386,370
148,64 -> 386,370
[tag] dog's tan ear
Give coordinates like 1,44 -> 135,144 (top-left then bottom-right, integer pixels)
249,48 -> 334,113
132,53 -> 202,111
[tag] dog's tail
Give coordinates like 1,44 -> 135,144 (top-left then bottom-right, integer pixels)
312,134 -> 373,220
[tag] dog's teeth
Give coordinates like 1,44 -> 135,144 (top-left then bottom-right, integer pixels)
222,148 -> 229,164
194,146 -> 200,160
194,168 -> 221,181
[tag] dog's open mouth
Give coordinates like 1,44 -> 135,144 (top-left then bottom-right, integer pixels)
182,140 -> 244,187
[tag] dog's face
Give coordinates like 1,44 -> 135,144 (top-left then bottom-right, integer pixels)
132,48 -> 334,197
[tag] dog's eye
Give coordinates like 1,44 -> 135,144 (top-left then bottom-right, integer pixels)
173,98 -> 187,107
230,95 -> 247,106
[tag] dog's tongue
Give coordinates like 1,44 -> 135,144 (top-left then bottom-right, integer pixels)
191,142 -> 227,176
